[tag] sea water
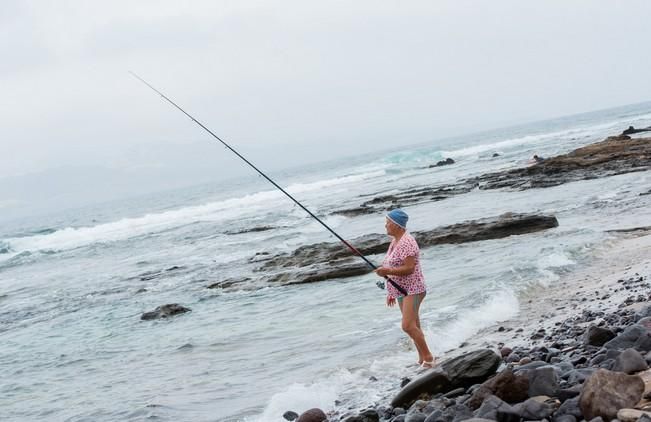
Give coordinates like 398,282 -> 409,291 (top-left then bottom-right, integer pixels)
1,102 -> 651,421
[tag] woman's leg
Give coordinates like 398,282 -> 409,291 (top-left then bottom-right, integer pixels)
400,294 -> 433,364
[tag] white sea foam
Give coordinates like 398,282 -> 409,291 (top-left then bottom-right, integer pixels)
0,170 -> 385,257
424,289 -> 520,354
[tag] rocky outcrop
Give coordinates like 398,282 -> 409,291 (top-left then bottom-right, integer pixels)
140,303 -> 191,320
391,349 -> 500,408
253,213 -> 558,287
332,135 -> 651,216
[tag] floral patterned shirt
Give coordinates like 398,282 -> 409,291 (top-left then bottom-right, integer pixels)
382,233 -> 427,299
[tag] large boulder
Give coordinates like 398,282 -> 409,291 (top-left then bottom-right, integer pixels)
604,325 -> 651,352
391,349 -> 500,408
391,369 -> 451,408
612,348 -> 649,374
440,349 -> 502,388
579,369 -> 644,421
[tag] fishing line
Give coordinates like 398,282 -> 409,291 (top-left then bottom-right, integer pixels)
129,72 -> 406,295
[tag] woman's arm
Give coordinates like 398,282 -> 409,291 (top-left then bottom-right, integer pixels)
376,256 -> 416,277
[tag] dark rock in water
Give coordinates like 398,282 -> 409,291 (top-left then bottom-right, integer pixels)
579,368 -> 644,421
283,410 -> 299,421
140,304 -> 191,320
391,368 -> 451,408
584,325 -> 616,347
430,158 -> 455,167
467,368 -> 529,409
622,125 -> 651,135
612,348 -> 648,374
225,225 -> 278,235
207,277 -> 251,289
440,349 -> 502,388
296,408 -> 327,422
492,153 -> 500,157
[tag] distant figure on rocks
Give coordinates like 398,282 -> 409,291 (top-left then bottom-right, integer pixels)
622,125 -> 651,135
375,209 -> 436,368
528,154 -> 545,165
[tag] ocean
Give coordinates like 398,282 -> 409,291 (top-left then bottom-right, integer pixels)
2,102 -> 651,421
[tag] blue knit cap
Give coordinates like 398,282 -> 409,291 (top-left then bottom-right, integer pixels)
387,209 -> 408,229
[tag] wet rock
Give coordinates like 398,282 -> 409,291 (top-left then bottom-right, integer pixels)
296,408 -> 327,422
207,277 -> 251,289
259,213 -> 559,286
283,410 -> 299,421
140,304 -> 191,320
584,325 -> 617,347
431,158 -> 455,167
391,368 -> 451,408
579,369 -> 644,421
440,349 -> 502,388
612,348 -> 648,374
467,368 -> 529,409
392,350 -> 499,408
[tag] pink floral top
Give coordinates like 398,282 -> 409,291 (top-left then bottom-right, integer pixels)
382,233 -> 427,299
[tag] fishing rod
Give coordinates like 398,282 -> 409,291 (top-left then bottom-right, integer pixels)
129,72 -> 407,296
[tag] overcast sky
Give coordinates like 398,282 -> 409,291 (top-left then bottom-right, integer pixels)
2,1 -> 651,217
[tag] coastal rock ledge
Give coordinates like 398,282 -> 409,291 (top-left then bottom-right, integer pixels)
249,213 -> 558,287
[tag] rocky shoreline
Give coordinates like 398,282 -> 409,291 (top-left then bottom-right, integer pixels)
286,234 -> 651,422
332,135 -> 651,217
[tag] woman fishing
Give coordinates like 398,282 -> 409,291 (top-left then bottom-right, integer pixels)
375,209 -> 435,368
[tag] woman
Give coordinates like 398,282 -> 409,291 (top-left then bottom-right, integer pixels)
375,209 -> 435,368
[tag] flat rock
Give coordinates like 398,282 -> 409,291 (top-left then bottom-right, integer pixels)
440,349 -> 502,388
256,213 -> 558,287
617,408 -> 651,422
585,325 -> 617,347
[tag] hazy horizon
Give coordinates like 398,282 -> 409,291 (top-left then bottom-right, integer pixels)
3,1 -> 651,220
